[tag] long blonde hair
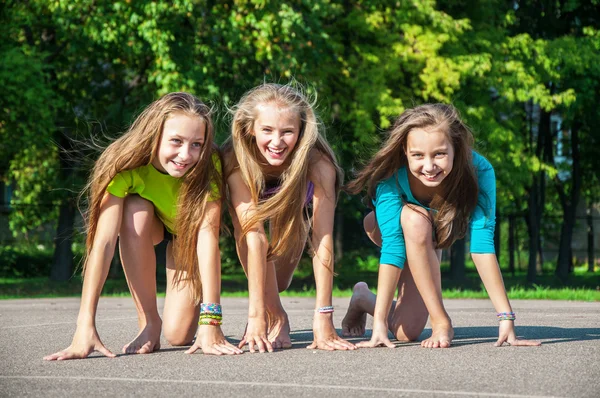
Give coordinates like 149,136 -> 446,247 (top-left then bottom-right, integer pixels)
346,103 -> 478,249
82,93 -> 220,301
223,83 -> 342,263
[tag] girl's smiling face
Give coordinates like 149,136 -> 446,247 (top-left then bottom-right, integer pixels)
152,113 -> 205,177
405,128 -> 455,192
251,102 -> 301,169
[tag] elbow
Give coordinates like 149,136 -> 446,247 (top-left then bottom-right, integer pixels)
246,230 -> 268,255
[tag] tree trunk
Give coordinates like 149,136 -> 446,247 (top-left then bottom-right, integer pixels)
527,184 -> 540,283
516,222 -> 523,272
51,200 -> 75,281
525,106 -> 550,284
537,231 -> 544,274
555,123 -> 582,282
556,212 -> 576,282
588,207 -> 595,272
508,214 -> 515,276
50,131 -> 77,281
450,238 -> 466,281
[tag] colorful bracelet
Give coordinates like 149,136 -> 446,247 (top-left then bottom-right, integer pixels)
198,319 -> 222,326
497,312 -> 516,321
200,303 -> 222,315
198,314 -> 223,320
316,306 -> 334,314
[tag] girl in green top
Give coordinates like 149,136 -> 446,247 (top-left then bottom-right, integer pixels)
44,93 -> 242,360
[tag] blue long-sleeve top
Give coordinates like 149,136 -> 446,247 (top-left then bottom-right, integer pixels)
375,151 -> 496,269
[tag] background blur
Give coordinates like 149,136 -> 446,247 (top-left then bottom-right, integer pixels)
1,0 -> 598,292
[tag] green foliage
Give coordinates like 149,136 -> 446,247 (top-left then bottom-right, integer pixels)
0,44 -> 59,237
353,255 -> 380,273
8,146 -> 61,237
0,245 -> 54,278
1,0 -> 598,278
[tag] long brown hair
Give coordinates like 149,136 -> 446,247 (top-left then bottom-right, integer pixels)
223,83 -> 342,263
346,103 -> 478,248
82,92 -> 219,302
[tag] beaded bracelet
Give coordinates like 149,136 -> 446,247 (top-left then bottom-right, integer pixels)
200,303 -> 222,315
198,319 -> 222,326
199,314 -> 223,320
198,303 -> 223,326
316,306 -> 334,314
497,312 -> 516,321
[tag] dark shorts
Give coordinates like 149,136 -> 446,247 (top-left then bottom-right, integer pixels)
163,226 -> 175,242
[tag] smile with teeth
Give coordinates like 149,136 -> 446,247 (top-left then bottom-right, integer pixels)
267,147 -> 285,156
422,171 -> 440,180
171,160 -> 187,169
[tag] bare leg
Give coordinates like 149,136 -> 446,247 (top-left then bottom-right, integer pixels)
342,264 -> 432,341
342,211 -> 438,342
388,260 -> 434,342
162,241 -> 200,346
341,282 -> 371,337
401,206 -> 453,348
342,212 -> 384,337
119,196 -> 164,354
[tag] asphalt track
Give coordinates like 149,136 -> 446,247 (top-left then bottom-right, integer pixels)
1,297 -> 599,397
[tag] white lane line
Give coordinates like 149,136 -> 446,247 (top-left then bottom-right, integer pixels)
0,317 -> 137,330
0,375 -> 561,397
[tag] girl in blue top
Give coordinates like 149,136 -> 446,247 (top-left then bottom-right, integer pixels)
343,104 -> 540,349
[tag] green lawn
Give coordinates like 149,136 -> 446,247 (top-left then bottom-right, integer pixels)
1,271 -> 599,301
2,245 -> 598,301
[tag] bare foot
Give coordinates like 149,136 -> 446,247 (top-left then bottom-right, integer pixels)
123,322 -> 162,354
267,311 -> 291,349
341,282 -> 370,337
421,322 -> 454,348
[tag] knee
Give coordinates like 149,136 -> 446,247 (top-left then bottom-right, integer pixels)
401,207 -> 433,244
399,328 -> 422,342
278,277 -> 292,293
363,212 -> 376,233
120,196 -> 154,236
163,323 -> 195,346
392,322 -> 424,342
363,211 -> 382,246
274,260 -> 295,293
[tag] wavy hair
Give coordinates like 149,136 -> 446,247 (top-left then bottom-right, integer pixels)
223,83 -> 342,263
345,103 -> 478,248
81,92 -> 220,302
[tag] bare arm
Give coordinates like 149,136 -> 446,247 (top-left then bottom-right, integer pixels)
44,193 -> 123,360
196,200 -> 223,305
310,160 -> 336,312
78,193 -> 124,324
471,253 -> 512,313
227,170 -> 272,353
308,158 -> 355,350
186,199 -> 242,355
472,253 -> 540,347
356,263 -> 401,348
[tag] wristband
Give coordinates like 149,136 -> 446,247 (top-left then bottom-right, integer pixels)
198,319 -> 223,326
200,302 -> 222,315
497,312 -> 516,321
316,306 -> 334,314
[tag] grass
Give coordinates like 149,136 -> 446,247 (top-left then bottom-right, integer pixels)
2,245 -> 598,300
1,272 -> 599,301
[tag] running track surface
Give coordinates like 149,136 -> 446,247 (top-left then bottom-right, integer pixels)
1,297 -> 599,397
